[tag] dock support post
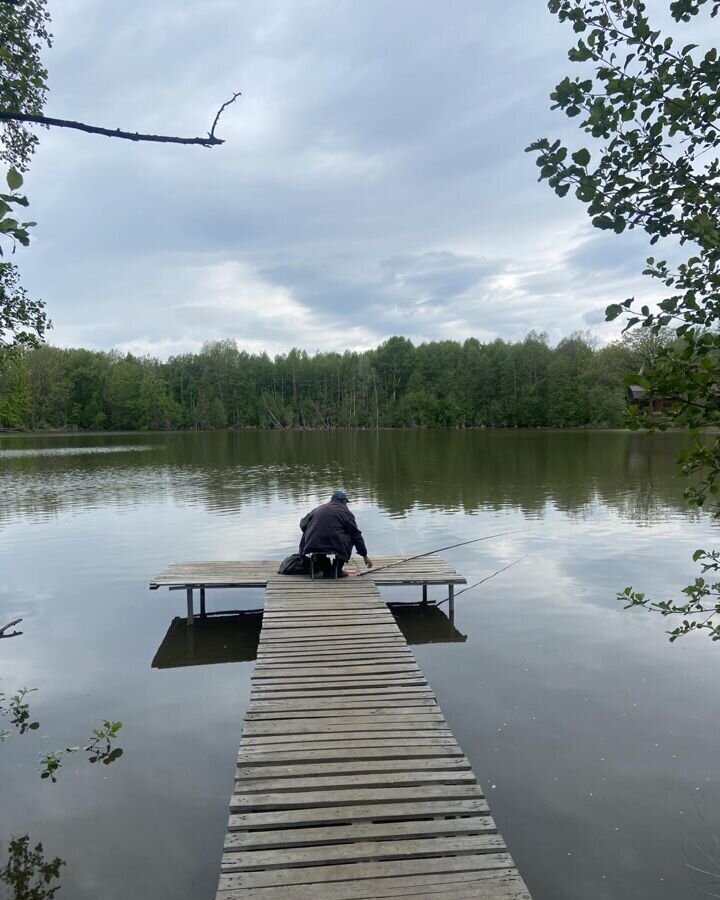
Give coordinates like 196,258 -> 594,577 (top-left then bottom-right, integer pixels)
422,583 -> 428,606
448,584 -> 455,624
186,587 -> 194,626
200,587 -> 206,618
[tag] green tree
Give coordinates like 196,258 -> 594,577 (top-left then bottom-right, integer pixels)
0,350 -> 29,427
139,368 -> 180,429
528,0 -> 720,639
26,345 -> 68,428
0,0 -> 51,173
104,355 -> 142,430
0,0 -> 51,352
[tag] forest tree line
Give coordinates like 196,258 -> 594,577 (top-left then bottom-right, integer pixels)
0,332 -> 654,431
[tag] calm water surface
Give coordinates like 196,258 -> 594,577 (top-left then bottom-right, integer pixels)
1,430 -> 719,900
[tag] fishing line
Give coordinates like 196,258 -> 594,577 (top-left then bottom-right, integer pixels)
356,529 -> 526,577
436,555 -> 528,606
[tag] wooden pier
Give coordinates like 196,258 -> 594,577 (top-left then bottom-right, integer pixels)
149,556 -> 467,625
149,559 -> 532,899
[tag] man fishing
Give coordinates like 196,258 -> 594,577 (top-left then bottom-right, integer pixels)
299,490 -> 373,578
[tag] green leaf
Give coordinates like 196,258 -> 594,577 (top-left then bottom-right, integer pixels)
571,148 -> 591,166
6,169 -> 23,191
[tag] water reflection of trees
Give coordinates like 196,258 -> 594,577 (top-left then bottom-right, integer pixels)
0,835 -> 64,900
0,430 -> 699,527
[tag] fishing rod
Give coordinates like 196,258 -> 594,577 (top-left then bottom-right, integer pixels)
436,555 -> 528,606
356,529 -> 525,577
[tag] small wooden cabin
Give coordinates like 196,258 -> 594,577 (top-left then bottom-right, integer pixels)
626,384 -> 674,413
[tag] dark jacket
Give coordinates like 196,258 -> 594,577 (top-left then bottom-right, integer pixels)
299,499 -> 368,560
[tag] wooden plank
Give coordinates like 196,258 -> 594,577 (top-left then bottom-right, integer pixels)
221,834 -> 507,872
235,757 -> 473,779
248,691 -> 434,704
229,784 -> 482,811
242,716 -> 446,734
227,798 -> 491,830
257,641 -> 407,654
262,610 -> 389,618
232,770 -> 477,793
249,692 -> 432,704
242,739 -> 468,760
254,655 -> 416,668
258,633 -> 404,643
241,728 -> 452,742
246,696 -> 437,712
242,720 -> 449,735
217,871 -> 530,900
251,692 -> 431,708
251,672 -> 427,684
253,664 -> 422,678
244,712 -> 439,724
261,620 -> 397,629
249,693 -> 431,704
256,646 -> 414,657
260,627 -> 400,639
236,746 -> 465,765
245,705 -> 437,718
255,650 -> 409,661
250,680 -> 430,692
250,681 -> 429,694
224,815 -> 496,850
217,853 -> 515,891
257,637 -> 406,648
264,603 -> 390,610
240,732 -> 455,749
248,689 -> 435,702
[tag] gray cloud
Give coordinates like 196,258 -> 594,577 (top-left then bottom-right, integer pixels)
18,0 -> 659,357
583,307 -> 608,326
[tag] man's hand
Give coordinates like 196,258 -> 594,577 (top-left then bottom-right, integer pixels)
363,556 -> 373,568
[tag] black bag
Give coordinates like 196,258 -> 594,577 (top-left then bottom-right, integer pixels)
277,553 -> 310,576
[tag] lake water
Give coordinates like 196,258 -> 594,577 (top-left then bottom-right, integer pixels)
1,430 -> 719,900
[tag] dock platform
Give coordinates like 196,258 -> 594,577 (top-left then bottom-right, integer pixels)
149,559 -> 532,898
149,555 -> 468,624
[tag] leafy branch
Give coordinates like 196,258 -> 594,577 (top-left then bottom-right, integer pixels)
621,549 -> 720,640
39,720 -> 123,783
529,0 -> 720,642
1,683 -> 123,781
0,686 -> 39,740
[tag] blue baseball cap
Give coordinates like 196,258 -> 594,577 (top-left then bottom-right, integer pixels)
331,490 -> 348,502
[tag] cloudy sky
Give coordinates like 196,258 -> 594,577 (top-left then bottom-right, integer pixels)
20,0 -> 668,358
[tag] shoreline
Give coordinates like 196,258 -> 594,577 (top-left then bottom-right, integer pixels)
0,425 -> 696,437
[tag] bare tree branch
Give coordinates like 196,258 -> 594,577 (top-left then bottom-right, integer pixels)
0,618 -> 22,638
209,91 -> 242,141
0,92 -> 242,148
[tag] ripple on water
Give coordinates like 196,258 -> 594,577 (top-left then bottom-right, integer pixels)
0,445 -> 157,459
